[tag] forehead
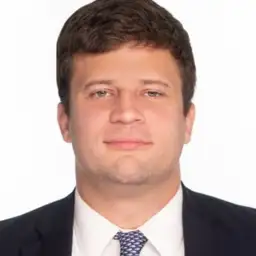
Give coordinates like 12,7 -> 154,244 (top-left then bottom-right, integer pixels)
71,45 -> 182,88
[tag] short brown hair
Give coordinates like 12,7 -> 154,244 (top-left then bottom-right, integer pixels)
57,0 -> 196,116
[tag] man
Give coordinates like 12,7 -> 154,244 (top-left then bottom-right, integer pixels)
1,0 -> 256,255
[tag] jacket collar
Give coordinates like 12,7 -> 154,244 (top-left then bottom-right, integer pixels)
182,183 -> 215,256
20,184 -> 234,256
20,190 -> 75,256
182,183 -> 238,256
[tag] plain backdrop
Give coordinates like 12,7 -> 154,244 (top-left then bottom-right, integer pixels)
0,0 -> 255,220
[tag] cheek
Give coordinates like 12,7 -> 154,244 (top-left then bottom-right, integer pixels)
73,108 -> 112,157
147,108 -> 186,143
74,110 -> 106,139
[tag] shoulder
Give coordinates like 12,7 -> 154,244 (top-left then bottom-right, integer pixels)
187,186 -> 256,230
0,198 -> 59,230
0,192 -> 74,243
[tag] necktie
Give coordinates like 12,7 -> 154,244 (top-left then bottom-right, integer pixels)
113,230 -> 148,256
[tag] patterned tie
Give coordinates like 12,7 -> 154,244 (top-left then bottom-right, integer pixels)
113,230 -> 148,256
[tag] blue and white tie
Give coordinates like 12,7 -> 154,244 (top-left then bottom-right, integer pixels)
113,230 -> 148,256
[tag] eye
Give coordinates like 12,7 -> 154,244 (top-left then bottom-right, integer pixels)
90,90 -> 111,98
145,90 -> 164,97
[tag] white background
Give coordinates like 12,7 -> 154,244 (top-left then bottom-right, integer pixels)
0,0 -> 255,220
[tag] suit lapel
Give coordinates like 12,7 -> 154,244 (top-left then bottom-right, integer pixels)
182,184 -> 238,256
20,190 -> 75,256
182,184 -> 215,256
19,184 -> 240,256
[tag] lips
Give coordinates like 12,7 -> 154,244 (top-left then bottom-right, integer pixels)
104,139 -> 152,150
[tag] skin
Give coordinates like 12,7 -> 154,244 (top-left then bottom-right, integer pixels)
57,44 -> 195,229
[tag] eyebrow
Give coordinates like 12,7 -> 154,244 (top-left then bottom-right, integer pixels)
82,79 -> 171,89
141,79 -> 171,88
83,79 -> 113,89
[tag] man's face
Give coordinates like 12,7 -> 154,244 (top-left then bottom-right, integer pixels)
58,45 -> 195,185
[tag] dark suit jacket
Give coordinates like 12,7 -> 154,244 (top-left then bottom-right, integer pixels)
1,183 -> 256,256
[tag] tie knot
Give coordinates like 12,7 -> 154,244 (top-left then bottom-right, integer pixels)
114,230 -> 148,256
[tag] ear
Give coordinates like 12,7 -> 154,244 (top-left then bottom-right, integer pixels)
184,103 -> 196,144
57,103 -> 72,143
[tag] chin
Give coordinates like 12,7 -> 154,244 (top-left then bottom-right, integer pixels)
106,159 -> 150,185
108,173 -> 150,186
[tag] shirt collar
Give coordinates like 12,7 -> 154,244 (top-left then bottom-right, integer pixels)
140,184 -> 184,255
73,190 -> 119,256
73,183 -> 183,256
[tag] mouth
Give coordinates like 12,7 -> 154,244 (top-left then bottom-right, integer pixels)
104,140 -> 153,150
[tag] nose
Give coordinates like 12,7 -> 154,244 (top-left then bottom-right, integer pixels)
109,92 -> 144,124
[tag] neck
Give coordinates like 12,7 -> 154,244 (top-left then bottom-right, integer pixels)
76,169 -> 181,229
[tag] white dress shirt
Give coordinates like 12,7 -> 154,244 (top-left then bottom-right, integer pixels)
72,184 -> 184,256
